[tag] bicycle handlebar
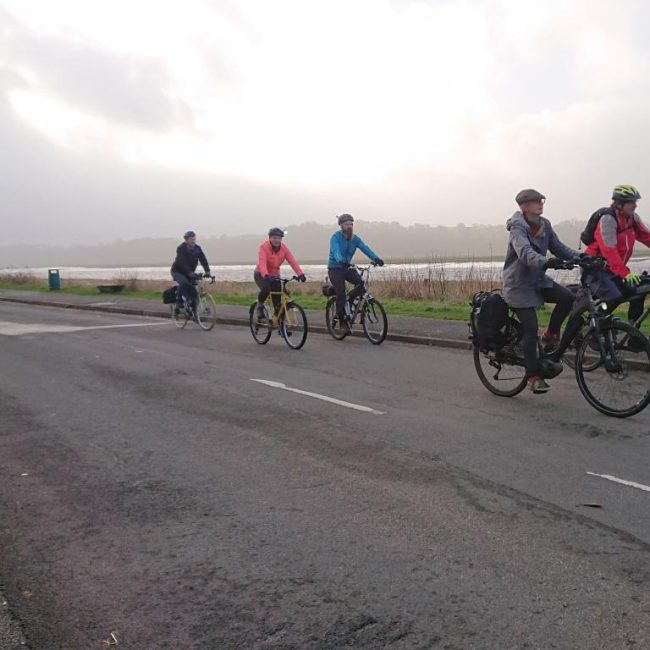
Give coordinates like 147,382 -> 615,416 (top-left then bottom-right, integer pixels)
547,256 -> 607,272
194,273 -> 215,283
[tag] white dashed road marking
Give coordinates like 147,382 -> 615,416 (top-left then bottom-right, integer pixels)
587,472 -> 650,493
0,321 -> 168,336
251,379 -> 385,414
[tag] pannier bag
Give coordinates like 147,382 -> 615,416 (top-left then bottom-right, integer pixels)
470,290 -> 509,351
162,286 -> 177,304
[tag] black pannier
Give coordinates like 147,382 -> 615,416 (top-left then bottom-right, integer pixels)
162,286 -> 178,304
470,290 -> 510,351
322,284 -> 336,297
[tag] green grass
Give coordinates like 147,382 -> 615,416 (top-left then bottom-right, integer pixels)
0,281 -> 639,327
0,282 -> 163,301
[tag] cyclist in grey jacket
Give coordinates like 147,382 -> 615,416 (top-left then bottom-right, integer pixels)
503,189 -> 580,394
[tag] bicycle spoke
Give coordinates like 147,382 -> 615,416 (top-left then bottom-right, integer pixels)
576,321 -> 650,417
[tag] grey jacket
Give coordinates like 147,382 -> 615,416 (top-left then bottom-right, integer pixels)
502,212 -> 578,308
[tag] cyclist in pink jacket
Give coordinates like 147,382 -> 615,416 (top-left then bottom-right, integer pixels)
254,228 -> 306,319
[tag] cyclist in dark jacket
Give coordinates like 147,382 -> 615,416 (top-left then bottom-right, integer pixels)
503,189 -> 579,394
171,230 -> 212,309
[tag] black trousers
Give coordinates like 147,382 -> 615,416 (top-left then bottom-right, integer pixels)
254,271 -> 282,311
171,271 -> 197,306
596,272 -> 645,322
513,282 -> 574,377
328,267 -> 365,318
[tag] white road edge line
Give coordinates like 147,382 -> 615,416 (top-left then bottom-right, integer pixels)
586,472 -> 650,493
250,379 -> 385,415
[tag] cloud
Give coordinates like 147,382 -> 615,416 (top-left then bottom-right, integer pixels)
1,0 -> 650,246
0,7 -> 195,132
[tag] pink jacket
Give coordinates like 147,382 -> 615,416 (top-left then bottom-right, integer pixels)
255,241 -> 303,278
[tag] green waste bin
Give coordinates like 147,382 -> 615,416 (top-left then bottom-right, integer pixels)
48,269 -> 61,291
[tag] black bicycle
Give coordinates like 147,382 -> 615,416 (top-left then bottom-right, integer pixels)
324,263 -> 388,345
561,270 -> 650,371
471,257 -> 650,418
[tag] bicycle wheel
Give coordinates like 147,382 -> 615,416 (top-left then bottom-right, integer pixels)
361,297 -> 387,344
249,302 -> 272,344
170,303 -> 188,329
280,302 -> 308,350
576,320 -> 650,418
196,293 -> 217,331
325,297 -> 349,340
473,345 -> 528,397
563,329 -> 601,371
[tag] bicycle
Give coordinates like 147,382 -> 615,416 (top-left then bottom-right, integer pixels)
470,257 -> 650,418
561,270 -> 650,370
324,263 -> 388,345
248,276 -> 308,350
171,273 -> 217,331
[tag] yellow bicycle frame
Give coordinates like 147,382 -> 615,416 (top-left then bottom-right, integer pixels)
261,288 -> 299,328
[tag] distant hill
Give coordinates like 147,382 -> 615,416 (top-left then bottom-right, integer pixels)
0,219 -> 593,267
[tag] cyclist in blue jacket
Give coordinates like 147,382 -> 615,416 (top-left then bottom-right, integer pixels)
328,214 -> 384,332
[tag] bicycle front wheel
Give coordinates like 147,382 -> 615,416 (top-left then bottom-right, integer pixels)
196,293 -> 217,331
473,345 -> 527,397
280,302 -> 308,350
170,304 -> 188,329
249,302 -> 272,344
325,297 -> 349,340
576,320 -> 650,418
361,298 -> 387,345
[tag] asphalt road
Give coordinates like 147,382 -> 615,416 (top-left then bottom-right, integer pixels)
0,302 -> 649,649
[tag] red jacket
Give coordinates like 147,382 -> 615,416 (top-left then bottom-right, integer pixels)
585,210 -> 650,278
255,241 -> 303,278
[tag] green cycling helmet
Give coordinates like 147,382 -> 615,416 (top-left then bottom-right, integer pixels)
612,184 -> 641,202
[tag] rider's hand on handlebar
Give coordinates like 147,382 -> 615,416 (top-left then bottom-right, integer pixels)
296,273 -> 306,283
625,272 -> 642,286
374,258 -> 385,267
545,257 -> 566,270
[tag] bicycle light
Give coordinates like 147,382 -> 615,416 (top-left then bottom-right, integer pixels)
600,302 -> 608,312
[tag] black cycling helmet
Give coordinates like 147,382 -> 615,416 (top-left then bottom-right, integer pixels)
612,184 -> 641,203
515,189 -> 545,206
183,230 -> 196,239
338,213 -> 354,225
268,227 -> 285,237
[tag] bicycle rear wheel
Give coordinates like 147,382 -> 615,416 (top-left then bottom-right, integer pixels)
473,345 -> 527,397
361,298 -> 387,345
280,302 -> 308,350
325,297 -> 349,340
249,302 -> 272,344
196,293 -> 217,331
576,320 -> 650,418
170,303 -> 189,329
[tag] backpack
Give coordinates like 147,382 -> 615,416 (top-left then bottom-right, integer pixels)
470,291 -> 510,351
162,286 -> 177,304
580,207 -> 618,246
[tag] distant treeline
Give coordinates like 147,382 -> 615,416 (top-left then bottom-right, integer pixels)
1,219 -> 594,267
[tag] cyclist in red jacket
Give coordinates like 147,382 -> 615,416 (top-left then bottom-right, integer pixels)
584,185 -> 650,322
254,228 -> 306,320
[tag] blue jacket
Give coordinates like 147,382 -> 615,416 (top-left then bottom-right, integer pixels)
328,231 -> 379,270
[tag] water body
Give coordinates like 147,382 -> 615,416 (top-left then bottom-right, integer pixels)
2,258 -> 650,283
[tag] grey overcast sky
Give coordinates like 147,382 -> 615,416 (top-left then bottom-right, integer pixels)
1,0 -> 650,245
